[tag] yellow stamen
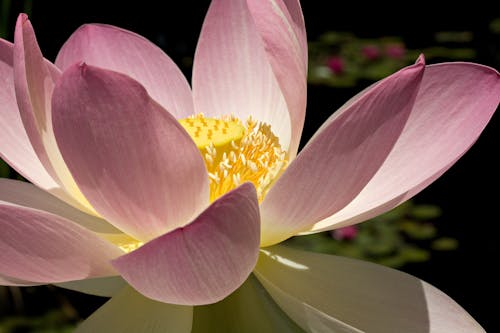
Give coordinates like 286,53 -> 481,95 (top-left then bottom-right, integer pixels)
180,114 -> 288,202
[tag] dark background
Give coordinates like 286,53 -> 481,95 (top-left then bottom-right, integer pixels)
3,1 -> 499,331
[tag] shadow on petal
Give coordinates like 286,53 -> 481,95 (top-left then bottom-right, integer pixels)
75,285 -> 193,333
254,245 -> 484,333
192,274 -> 305,333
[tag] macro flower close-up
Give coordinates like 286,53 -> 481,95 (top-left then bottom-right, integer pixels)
1,0 -> 499,332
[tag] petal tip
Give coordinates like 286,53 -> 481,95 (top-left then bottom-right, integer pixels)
17,13 -> 29,25
415,53 -> 426,66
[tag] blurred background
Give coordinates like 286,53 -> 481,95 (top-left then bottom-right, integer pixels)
1,1 -> 499,332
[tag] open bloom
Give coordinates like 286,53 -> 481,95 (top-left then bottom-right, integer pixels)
0,0 -> 499,331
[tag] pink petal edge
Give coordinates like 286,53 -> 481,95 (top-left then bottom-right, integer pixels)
13,14 -> 63,183
13,14 -> 95,214
0,37 -> 59,191
0,273 -> 42,286
0,178 -> 120,235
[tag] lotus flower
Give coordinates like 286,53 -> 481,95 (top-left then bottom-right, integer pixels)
0,0 -> 498,331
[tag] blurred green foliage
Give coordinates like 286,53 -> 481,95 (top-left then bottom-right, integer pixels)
0,310 -> 75,333
0,286 -> 78,332
308,29 -> 478,87
285,201 -> 457,269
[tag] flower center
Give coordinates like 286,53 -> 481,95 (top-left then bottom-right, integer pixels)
179,114 -> 288,202
104,114 -> 287,254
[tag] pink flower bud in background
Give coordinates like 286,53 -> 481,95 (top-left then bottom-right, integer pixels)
331,225 -> 359,240
386,44 -> 406,59
326,56 -> 345,75
361,44 -> 381,60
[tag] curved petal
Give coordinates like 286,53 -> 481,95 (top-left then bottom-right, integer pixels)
246,0 -> 308,157
0,273 -> 42,286
55,276 -> 126,297
0,203 -> 123,284
113,183 -> 260,305
0,38 -> 58,190
192,0 -> 291,150
75,285 -> 193,333
13,14 -> 96,214
260,59 -> 425,246
192,274 -> 304,333
255,246 -> 484,333
52,63 -> 209,241
307,62 -> 500,233
0,178 -> 120,235
55,23 -> 194,119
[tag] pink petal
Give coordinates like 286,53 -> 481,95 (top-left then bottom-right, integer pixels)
308,62 -> 500,233
192,0 -> 291,150
0,178 -> 120,235
0,203 -> 123,283
280,0 -> 308,56
75,286 -> 193,333
255,245 -> 484,332
0,37 -> 58,190
13,14 -> 61,182
52,63 -> 209,241
260,58 -> 426,246
13,14 -> 95,213
55,24 -> 193,119
246,0 -> 308,156
113,183 -> 260,305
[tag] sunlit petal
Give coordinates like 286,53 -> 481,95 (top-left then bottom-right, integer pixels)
193,0 -> 291,149
261,58 -> 425,246
0,178 -> 119,235
307,62 -> 500,233
246,0 -> 308,156
0,38 -> 59,191
0,203 -> 123,283
13,14 -> 94,214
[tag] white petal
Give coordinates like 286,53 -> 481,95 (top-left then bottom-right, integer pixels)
255,246 -> 484,333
